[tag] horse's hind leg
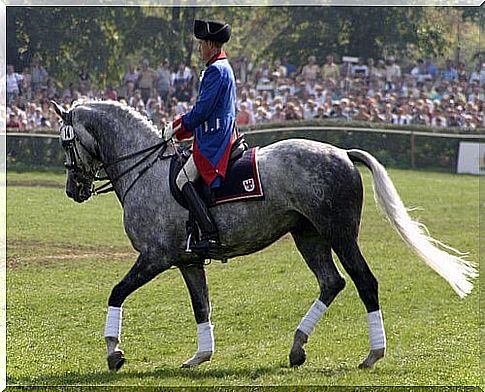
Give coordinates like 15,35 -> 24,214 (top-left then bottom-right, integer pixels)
179,263 -> 213,368
332,237 -> 386,369
290,227 -> 346,367
104,251 -> 169,371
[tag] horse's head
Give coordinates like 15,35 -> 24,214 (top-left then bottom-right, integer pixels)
51,101 -> 102,203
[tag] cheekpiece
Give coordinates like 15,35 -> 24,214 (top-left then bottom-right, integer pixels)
193,19 -> 231,43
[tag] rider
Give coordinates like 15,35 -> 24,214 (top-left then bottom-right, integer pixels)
164,19 -> 237,253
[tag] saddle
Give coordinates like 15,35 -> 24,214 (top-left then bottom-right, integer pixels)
169,135 -> 250,209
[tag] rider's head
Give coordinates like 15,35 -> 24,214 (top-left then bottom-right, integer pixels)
193,19 -> 231,62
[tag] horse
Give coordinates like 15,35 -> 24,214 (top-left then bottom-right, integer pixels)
51,99 -> 476,372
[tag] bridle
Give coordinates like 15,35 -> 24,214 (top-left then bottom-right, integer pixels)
59,123 -> 174,203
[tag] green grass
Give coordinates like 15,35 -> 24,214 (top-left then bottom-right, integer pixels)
6,169 -> 480,387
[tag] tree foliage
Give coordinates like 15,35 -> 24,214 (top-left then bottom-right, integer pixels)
6,6 -> 481,88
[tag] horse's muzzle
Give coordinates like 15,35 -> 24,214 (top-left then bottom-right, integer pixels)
66,172 -> 92,203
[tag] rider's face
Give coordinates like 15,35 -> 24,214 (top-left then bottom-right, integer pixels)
198,40 -> 213,62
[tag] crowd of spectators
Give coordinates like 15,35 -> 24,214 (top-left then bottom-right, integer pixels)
6,53 -> 485,131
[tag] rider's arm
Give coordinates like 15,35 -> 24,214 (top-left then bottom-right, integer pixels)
179,66 -> 223,134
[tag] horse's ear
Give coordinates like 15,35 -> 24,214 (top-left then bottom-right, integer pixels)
50,101 -> 69,123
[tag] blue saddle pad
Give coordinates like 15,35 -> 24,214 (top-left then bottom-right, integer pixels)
169,146 -> 264,208
212,147 -> 264,205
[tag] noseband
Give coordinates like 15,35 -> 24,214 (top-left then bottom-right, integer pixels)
59,123 -> 173,203
60,124 -> 98,186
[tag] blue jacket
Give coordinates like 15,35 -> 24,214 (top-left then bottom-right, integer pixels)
179,52 -> 237,188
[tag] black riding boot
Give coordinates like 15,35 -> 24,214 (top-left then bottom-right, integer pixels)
181,182 -> 221,253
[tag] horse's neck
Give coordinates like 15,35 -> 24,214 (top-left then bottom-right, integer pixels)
95,116 -> 169,203
100,126 -> 161,163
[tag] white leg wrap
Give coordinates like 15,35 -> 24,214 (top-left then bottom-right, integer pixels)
104,306 -> 122,340
197,321 -> 214,353
368,310 -> 386,350
297,299 -> 328,337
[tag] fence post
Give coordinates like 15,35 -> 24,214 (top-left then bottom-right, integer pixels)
410,132 -> 416,169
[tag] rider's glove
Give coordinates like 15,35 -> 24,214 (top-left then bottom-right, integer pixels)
163,116 -> 184,141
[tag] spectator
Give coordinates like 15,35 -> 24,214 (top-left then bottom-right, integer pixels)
301,56 -> 320,83
353,104 -> 371,121
137,59 -> 158,103
432,108 -> 447,128
367,58 -> 379,80
303,99 -> 318,120
370,107 -> 385,123
322,55 -> 340,81
237,102 -> 253,125
6,113 -> 22,129
254,106 -> 270,124
78,66 -> 91,91
285,102 -> 302,120
457,62 -> 468,82
282,56 -> 297,78
461,114 -> 476,130
424,56 -> 438,80
62,82 -> 79,101
128,91 -> 144,109
45,78 -> 58,100
329,101 -> 346,119
172,62 -> 191,88
6,65 -> 22,105
30,56 -> 48,92
156,59 -> 172,104
273,59 -> 287,79
313,105 -> 328,119
105,85 -> 118,101
468,82 -> 484,102
391,106 -> 412,125
21,66 -> 32,99
410,58 -> 431,84
32,107 -> 44,127
441,59 -> 458,81
123,63 -> 139,93
446,107 -> 462,127
351,57 -> 369,79
384,56 -> 401,92
469,62 -> 484,85
238,90 -> 253,112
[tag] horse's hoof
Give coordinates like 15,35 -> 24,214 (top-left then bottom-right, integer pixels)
358,348 -> 385,369
181,351 -> 212,368
107,349 -> 125,372
289,346 -> 306,367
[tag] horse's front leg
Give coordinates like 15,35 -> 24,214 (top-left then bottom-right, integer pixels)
104,251 -> 169,371
179,263 -> 214,368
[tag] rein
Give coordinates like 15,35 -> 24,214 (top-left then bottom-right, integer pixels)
60,124 -> 176,204
93,140 -> 175,203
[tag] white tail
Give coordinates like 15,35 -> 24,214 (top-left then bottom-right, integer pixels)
347,149 -> 477,298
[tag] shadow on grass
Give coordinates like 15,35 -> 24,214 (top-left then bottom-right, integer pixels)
9,363 -> 290,386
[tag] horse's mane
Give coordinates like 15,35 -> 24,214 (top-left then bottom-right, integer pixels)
72,98 -> 163,139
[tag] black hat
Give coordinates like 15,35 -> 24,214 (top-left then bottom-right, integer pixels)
194,19 -> 231,43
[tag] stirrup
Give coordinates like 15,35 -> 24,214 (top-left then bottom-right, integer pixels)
191,237 -> 222,254
185,233 -> 193,253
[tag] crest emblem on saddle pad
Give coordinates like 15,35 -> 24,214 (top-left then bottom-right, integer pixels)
243,178 -> 255,192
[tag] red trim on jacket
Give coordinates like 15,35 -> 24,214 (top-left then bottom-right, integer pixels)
193,130 -> 235,187
206,51 -> 227,66
173,115 -> 192,140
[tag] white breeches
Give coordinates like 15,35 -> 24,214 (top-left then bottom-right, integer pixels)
176,155 -> 200,190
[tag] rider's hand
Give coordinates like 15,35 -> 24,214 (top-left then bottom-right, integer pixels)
163,116 -> 183,141
163,121 -> 175,141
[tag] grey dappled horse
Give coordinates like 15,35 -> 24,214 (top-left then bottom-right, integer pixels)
52,100 -> 476,372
